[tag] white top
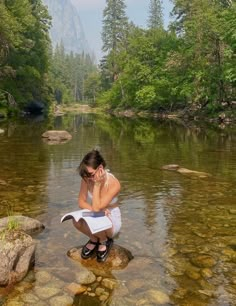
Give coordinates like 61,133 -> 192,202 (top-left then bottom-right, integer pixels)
87,170 -> 118,206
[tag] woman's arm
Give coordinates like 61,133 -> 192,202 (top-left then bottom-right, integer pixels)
78,179 -> 93,210
92,179 -> 121,211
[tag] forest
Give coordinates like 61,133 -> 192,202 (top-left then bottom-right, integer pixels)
0,0 -> 235,119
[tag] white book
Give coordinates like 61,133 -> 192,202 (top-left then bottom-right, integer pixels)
60,209 -> 112,234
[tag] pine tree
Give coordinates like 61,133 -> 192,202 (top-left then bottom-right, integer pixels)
147,0 -> 163,29
102,0 -> 128,53
101,0 -> 128,84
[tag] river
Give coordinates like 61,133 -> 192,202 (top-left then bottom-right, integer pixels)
0,113 -> 236,305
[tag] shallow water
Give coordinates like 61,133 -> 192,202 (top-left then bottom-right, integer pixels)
0,114 -> 236,306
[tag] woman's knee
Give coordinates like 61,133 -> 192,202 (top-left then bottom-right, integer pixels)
73,219 -> 83,229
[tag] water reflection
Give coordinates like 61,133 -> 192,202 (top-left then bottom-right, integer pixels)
0,114 -> 235,305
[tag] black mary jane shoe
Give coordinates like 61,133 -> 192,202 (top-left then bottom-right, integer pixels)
97,238 -> 113,262
81,240 -> 98,259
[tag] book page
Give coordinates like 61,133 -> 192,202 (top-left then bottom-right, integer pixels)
61,209 -> 112,234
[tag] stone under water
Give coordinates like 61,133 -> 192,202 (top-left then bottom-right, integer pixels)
67,244 -> 133,276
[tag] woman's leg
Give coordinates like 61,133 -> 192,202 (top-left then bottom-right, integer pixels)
95,228 -> 113,251
73,219 -> 98,250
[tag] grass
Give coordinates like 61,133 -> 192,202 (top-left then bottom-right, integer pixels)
0,205 -> 19,240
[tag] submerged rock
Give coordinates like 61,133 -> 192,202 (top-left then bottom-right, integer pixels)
42,130 -> 72,144
161,164 -> 211,178
190,254 -> 217,268
75,270 -> 96,285
65,282 -> 87,295
0,178 -> 7,185
68,244 -> 133,274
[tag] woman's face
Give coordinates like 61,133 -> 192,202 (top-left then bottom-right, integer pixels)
86,165 -> 102,181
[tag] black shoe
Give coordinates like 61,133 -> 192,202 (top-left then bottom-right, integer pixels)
81,240 -> 98,259
97,238 -> 113,262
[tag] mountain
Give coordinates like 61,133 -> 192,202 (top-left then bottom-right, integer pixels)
42,0 -> 91,55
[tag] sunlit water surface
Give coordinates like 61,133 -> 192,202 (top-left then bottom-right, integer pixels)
0,114 -> 236,306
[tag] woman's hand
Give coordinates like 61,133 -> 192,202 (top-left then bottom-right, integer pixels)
94,167 -> 106,185
104,208 -> 111,216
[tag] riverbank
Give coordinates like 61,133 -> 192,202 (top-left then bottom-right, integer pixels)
60,103 -> 236,127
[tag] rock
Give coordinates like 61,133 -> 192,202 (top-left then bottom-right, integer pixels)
127,278 -> 146,292
147,289 -> 170,304
21,292 -> 40,303
42,130 -> 72,144
99,292 -> 109,301
75,270 -> 96,285
0,215 -> 45,234
177,167 -> 211,178
65,282 -> 87,295
35,271 -> 53,284
198,289 -> 214,297
172,287 -> 188,299
190,254 -> 217,268
0,179 -> 7,185
68,244 -> 133,274
0,230 -> 36,286
101,278 -> 119,290
34,286 -> 61,299
185,268 -> 201,280
161,164 -> 180,171
95,287 -> 105,296
201,268 -> 213,279
0,129 -> 4,134
161,164 -> 211,178
49,295 -> 73,306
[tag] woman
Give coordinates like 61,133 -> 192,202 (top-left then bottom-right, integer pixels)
73,149 -> 121,262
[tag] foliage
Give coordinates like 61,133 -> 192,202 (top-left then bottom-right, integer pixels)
49,43 -> 98,105
0,0 -> 52,111
101,0 -> 129,83
147,0 -> 164,29
1,0 -> 235,117
98,0 -> 236,115
102,0 -> 128,53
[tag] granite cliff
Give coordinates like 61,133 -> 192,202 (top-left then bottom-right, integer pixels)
42,0 -> 90,54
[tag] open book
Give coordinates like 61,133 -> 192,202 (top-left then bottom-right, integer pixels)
60,209 -> 112,234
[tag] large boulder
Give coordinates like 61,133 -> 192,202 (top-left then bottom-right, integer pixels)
68,244 -> 133,276
0,230 -> 36,286
42,130 -> 72,144
0,215 -> 45,235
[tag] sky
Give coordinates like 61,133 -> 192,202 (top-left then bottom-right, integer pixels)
70,0 -> 173,61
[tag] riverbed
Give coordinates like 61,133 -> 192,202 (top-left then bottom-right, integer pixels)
0,113 -> 235,305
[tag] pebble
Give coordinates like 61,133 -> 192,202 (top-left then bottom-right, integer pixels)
49,295 -> 73,306
65,282 -> 87,295
147,289 -> 170,304
191,255 -> 217,268
75,271 -> 96,285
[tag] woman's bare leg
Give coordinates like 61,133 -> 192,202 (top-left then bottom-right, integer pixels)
73,220 -> 114,251
73,219 -> 98,250
96,227 -> 114,251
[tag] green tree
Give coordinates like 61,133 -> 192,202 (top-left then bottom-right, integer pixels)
1,0 -> 51,111
171,0 -> 235,107
147,0 -> 164,29
101,0 -> 128,82
102,0 -> 128,53
49,43 -> 97,105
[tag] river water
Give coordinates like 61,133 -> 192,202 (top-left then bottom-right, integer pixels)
0,113 -> 236,306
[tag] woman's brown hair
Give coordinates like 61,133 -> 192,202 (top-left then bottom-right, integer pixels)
78,149 -> 106,178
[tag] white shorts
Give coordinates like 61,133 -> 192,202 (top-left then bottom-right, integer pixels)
109,207 -> 122,237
